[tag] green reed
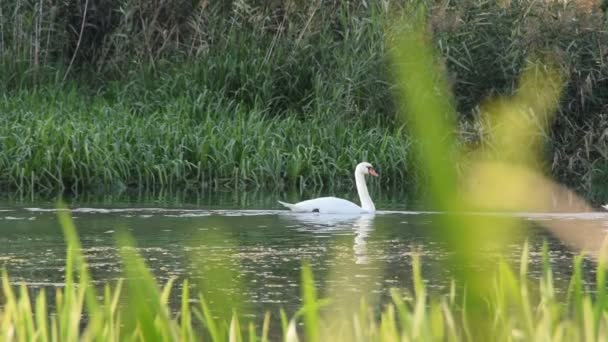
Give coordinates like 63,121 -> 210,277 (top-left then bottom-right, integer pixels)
2,1 -> 608,199
0,88 -> 413,195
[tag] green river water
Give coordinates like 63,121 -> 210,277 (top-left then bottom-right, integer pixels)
0,192 -> 601,323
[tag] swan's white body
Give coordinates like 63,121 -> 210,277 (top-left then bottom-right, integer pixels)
278,162 -> 378,214
278,197 -> 366,214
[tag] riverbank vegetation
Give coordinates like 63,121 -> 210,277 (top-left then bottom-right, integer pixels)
2,0 -> 608,201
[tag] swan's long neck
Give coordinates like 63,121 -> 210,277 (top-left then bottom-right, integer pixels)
355,171 -> 375,212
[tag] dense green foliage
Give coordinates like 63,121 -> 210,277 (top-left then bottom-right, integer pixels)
0,89 -> 411,195
1,0 -> 405,196
2,1 -> 608,200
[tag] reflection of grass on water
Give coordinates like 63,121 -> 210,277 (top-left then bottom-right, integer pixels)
4,5 -> 608,342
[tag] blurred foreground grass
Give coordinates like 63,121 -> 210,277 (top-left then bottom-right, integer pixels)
388,4 -> 608,340
0,211 -> 607,341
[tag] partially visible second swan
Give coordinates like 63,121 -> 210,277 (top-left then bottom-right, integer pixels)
278,162 -> 378,214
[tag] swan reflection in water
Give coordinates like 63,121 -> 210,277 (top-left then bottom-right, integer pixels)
353,214 -> 374,264
280,213 -> 375,264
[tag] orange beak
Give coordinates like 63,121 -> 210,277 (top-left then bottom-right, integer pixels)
369,168 -> 379,177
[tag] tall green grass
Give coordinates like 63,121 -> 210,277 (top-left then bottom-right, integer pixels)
0,1 -> 404,195
2,1 -> 608,199
427,0 -> 608,200
0,88 -> 412,195
0,0 -> 393,123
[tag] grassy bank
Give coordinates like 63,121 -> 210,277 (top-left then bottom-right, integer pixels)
0,88 -> 412,195
2,1 -> 608,200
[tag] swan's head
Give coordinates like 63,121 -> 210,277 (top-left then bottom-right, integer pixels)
356,162 -> 378,177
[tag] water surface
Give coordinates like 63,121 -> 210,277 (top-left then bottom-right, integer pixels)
0,199 -> 603,318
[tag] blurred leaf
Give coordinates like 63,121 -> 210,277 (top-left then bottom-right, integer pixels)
301,262 -> 319,342
116,232 -> 173,341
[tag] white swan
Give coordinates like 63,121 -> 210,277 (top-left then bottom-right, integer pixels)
278,162 -> 378,214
